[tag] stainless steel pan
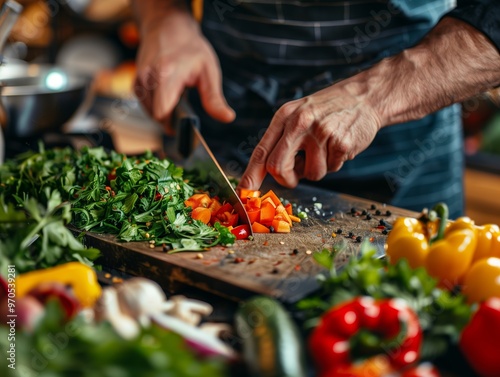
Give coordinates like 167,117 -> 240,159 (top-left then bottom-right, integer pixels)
0,63 -> 89,138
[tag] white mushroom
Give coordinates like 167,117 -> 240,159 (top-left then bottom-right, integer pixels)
165,295 -> 213,326
93,287 -> 140,340
114,277 -> 168,327
151,312 -> 237,359
199,322 -> 232,338
92,277 -> 236,359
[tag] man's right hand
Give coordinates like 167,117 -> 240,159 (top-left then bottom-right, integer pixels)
133,9 -> 235,129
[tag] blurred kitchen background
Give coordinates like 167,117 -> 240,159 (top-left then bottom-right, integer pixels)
1,0 -> 164,159
1,0 -> 499,224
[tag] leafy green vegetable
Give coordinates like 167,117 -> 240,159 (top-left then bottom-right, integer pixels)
0,301 -> 228,377
0,189 -> 99,276
0,146 -> 236,252
298,240 -> 473,360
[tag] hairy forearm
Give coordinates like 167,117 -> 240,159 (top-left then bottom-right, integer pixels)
352,17 -> 500,128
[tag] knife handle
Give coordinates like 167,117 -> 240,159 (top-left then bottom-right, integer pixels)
173,92 -> 200,158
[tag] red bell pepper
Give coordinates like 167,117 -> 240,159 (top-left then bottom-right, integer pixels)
230,224 -> 250,240
211,203 -> 238,227
309,297 -> 423,376
459,297 -> 500,377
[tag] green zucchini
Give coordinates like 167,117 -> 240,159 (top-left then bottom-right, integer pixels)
234,296 -> 308,377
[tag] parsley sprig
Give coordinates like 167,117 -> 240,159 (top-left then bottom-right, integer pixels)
0,188 -> 100,276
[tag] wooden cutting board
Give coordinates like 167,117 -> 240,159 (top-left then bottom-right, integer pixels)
79,183 -> 416,304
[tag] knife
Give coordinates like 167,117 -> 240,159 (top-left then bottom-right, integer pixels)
172,93 -> 253,236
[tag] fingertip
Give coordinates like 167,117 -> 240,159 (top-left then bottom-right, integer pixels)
238,170 -> 265,192
204,97 -> 236,123
221,107 -> 236,123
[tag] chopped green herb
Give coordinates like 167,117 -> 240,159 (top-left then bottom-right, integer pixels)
0,146 -> 237,253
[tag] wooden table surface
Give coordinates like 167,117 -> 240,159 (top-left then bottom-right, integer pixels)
80,180 -> 417,305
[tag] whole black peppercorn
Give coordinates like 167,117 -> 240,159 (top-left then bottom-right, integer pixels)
386,210 -> 392,216
350,207 -> 356,214
382,229 -> 389,235
269,226 -> 275,233
336,228 -> 343,234
375,210 -> 381,215
348,232 -> 354,238
380,219 -> 392,228
371,204 -> 377,210
356,236 -> 362,242
361,210 -> 367,216
366,214 -> 372,220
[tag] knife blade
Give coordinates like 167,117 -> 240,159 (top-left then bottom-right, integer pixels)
173,94 -> 253,236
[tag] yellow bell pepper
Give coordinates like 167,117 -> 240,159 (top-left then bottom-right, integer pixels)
385,217 -> 430,269
17,262 -> 101,308
446,217 -> 500,263
462,257 -> 500,304
386,203 -> 477,287
472,224 -> 500,263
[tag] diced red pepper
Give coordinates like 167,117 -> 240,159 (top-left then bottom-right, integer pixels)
212,203 -> 238,227
231,224 -> 250,240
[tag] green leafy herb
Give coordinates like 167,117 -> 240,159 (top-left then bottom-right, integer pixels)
0,189 -> 100,276
0,146 -> 236,253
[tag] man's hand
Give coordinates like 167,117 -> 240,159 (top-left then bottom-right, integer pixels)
238,17 -> 500,191
133,4 -> 235,130
238,82 -> 382,190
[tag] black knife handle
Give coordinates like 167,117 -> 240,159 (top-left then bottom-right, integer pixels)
173,92 -> 200,158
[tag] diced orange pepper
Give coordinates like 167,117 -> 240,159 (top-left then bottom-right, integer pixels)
247,209 -> 260,224
239,188 -> 261,203
247,197 -> 262,209
260,201 -> 276,225
261,190 -> 281,207
271,219 -> 291,233
252,221 -> 271,233
184,197 -> 198,208
274,214 -> 284,221
210,202 -> 238,227
184,193 -> 211,208
208,199 -> 222,214
285,203 -> 293,215
276,204 -> 292,225
262,197 -> 277,208
191,207 -> 211,224
289,214 -> 301,223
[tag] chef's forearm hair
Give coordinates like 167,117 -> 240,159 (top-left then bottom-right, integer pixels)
342,17 -> 500,128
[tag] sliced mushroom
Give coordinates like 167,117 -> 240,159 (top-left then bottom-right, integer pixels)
115,277 -> 167,327
199,322 -> 233,338
94,288 -> 139,339
151,312 -> 236,359
165,295 -> 213,326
